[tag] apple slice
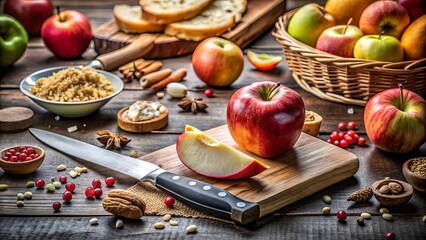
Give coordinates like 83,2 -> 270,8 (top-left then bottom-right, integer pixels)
247,50 -> 282,71
176,125 -> 269,179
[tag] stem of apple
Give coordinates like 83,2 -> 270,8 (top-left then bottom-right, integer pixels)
56,6 -> 64,22
398,83 -> 404,110
267,83 -> 281,101
343,18 -> 353,35
379,31 -> 385,40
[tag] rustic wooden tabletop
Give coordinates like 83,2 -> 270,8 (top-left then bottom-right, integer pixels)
0,0 -> 425,239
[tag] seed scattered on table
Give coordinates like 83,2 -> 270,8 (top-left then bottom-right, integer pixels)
57,164 -> 66,171
24,191 -> 32,199
322,207 -> 331,215
169,220 -> 178,226
129,150 -> 139,158
361,213 -> 371,219
26,181 -> 35,187
67,126 -> 78,133
53,181 -> 62,189
357,217 -> 365,226
323,195 -> 331,204
380,208 -> 389,214
116,219 -> 123,229
69,170 -> 78,178
0,184 -> 8,191
186,225 -> 197,233
46,183 -> 56,192
17,193 -> 25,200
382,213 -> 393,221
163,214 -> 172,221
17,200 -> 24,207
153,222 -> 165,229
423,215 -> 426,223
50,177 -> 56,182
89,218 -> 99,225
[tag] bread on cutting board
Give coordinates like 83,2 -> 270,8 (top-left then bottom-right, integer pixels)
164,0 -> 247,41
139,0 -> 214,24
113,4 -> 165,33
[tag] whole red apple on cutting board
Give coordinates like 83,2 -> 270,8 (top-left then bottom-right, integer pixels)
364,86 -> 426,153
227,81 -> 305,159
41,8 -> 92,59
4,0 -> 53,35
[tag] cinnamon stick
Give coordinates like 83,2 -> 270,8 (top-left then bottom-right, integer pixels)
118,58 -> 147,73
140,61 -> 163,75
150,68 -> 187,90
139,68 -> 172,88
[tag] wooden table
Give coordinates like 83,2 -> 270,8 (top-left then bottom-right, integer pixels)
1,1 -> 425,239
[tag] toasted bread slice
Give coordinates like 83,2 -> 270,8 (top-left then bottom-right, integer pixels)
113,4 -> 164,33
164,0 -> 247,41
140,0 -> 214,24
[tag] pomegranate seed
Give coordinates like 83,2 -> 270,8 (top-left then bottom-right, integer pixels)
52,201 -> 61,211
10,156 -> 18,162
8,149 -> 16,155
358,137 -> 366,146
62,191 -> 73,203
26,147 -> 35,155
2,156 -> 9,161
92,179 -> 102,189
330,131 -> 339,141
347,121 -> 356,130
93,188 -> 103,199
164,195 -> 175,208
204,89 -> 214,98
338,132 -> 345,140
35,179 -> 45,189
339,140 -> 349,148
18,146 -> 25,152
333,140 -> 340,146
336,210 -> 347,221
346,130 -> 356,138
65,183 -> 75,192
59,176 -> 67,183
85,187 -> 95,199
385,232 -> 396,240
105,177 -> 116,187
352,134 -> 359,143
338,122 -> 346,130
344,135 -> 353,145
326,139 -> 333,144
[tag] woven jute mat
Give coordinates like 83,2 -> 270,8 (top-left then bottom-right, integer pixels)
128,181 -> 231,223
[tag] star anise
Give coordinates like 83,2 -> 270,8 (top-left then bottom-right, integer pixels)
177,97 -> 208,114
96,130 -> 131,149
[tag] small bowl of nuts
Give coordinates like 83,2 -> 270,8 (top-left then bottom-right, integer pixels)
403,157 -> 426,192
372,179 -> 413,206
0,145 -> 45,174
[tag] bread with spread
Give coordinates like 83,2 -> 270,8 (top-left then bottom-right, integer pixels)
113,4 -> 164,33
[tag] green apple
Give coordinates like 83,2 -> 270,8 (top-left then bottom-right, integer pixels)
0,14 -> 28,67
354,34 -> 404,62
287,3 -> 336,47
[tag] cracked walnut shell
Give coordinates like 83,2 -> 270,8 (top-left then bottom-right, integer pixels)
102,189 -> 146,219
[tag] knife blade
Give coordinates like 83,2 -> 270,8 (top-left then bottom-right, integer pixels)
29,128 -> 260,224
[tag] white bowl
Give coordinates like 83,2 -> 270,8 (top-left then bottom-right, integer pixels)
20,66 -> 123,117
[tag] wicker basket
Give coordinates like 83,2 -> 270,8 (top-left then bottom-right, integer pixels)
272,9 -> 426,106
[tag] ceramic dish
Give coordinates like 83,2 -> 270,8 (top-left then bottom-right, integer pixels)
117,105 -> 168,133
0,145 -> 45,174
19,66 -> 123,117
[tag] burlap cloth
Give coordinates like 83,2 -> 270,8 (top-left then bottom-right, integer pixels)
128,181 -> 231,223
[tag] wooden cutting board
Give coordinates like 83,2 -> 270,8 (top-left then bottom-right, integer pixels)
140,125 -> 359,218
93,0 -> 286,58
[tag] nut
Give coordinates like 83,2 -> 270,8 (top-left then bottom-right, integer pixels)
129,150 -> 139,158
323,195 -> 331,204
26,181 -> 35,188
57,164 -> 66,171
380,208 -> 389,214
116,219 -> 123,229
379,185 -> 390,194
186,225 -> 198,233
89,218 -> 99,225
50,177 -> 56,182
69,170 -> 78,178
163,214 -> 172,221
166,82 -> 187,98
17,193 -> 25,200
382,213 -> 393,221
24,191 -> 32,199
361,213 -> 371,219
46,183 -> 55,192
169,220 -> 178,226
388,182 -> 403,194
102,189 -> 146,219
153,222 -> 165,229
156,92 -> 165,99
53,181 -> 61,189
322,207 -> 331,215
0,184 -> 8,191
17,200 -> 24,207
357,217 -> 365,226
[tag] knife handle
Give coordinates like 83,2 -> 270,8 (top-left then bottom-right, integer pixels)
155,172 -> 260,224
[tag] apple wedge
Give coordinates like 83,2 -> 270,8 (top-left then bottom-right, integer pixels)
176,125 -> 269,179
247,50 -> 282,71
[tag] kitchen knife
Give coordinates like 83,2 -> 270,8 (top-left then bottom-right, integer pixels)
29,128 -> 260,224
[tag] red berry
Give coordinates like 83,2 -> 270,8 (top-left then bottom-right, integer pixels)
358,137 -> 366,146
8,149 -> 16,155
92,179 -> 102,189
93,188 -> 103,199
62,191 -> 73,203
28,153 -> 35,159
344,135 -> 353,145
333,140 -> 340,146
85,187 -> 95,199
336,210 -> 347,221
5,152 -> 12,158
339,140 -> 348,148
105,177 -> 116,187
2,156 -> 9,161
53,201 -> 61,211
338,132 -> 345,140
18,146 -> 25,152
347,121 -> 356,130
338,122 -> 346,130
15,152 -> 21,157
326,139 -> 333,144
35,179 -> 45,189
352,134 -> 359,143
385,232 -> 395,240
33,153 -> 40,158
25,157 -> 33,161
18,153 -> 27,161
59,176 -> 67,183
204,89 -> 214,98
26,147 -> 35,155
330,131 -> 339,141
22,149 -> 28,154
10,155 -> 18,162
164,196 -> 175,208
65,183 -> 75,192
346,130 -> 356,138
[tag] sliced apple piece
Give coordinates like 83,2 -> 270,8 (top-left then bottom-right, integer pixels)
247,50 -> 283,71
176,125 -> 269,179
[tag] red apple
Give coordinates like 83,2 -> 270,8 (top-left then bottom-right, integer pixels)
316,23 -> 364,58
192,37 -> 244,87
41,8 -> 92,59
364,85 -> 426,153
397,0 -> 426,21
353,34 -> 404,62
4,0 -> 53,36
227,81 -> 305,158
359,0 -> 410,39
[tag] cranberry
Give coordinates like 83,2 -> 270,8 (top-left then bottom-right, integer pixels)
85,187 -> 95,199
333,140 -> 340,146
346,130 -> 356,138
338,122 -> 346,130
385,232 -> 395,240
358,137 -> 366,146
9,155 -> 19,162
25,157 -> 33,161
26,147 -> 34,154
53,201 -> 61,211
28,153 -> 35,159
344,135 -> 353,145
35,179 -> 45,189
65,183 -> 75,192
18,153 -> 27,161
8,149 -> 16,155
93,188 -> 103,199
62,191 -> 73,203
339,140 -> 349,148
5,152 -> 12,158
336,210 -> 347,221
352,134 -> 359,143
330,131 -> 339,141
18,146 -> 26,152
164,195 -> 175,208
204,89 -> 214,98
347,121 -> 356,130
33,153 -> 39,158
92,179 -> 102,188
105,177 -> 116,187
338,132 -> 345,140
2,156 -> 9,161
59,176 -> 67,184
22,149 -> 28,154
326,139 -> 333,144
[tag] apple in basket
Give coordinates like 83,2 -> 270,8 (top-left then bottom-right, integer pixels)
397,0 -> 426,21
353,33 -> 404,62
227,81 -> 305,158
400,15 -> 426,60
324,0 -> 377,26
364,85 -> 426,153
359,0 -> 410,39
287,3 -> 336,48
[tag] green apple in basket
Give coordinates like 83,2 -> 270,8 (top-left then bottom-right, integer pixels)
287,3 -> 336,48
354,33 -> 404,62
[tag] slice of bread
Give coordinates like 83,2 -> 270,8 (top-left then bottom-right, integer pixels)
139,0 -> 214,24
113,4 -> 165,33
164,0 -> 247,41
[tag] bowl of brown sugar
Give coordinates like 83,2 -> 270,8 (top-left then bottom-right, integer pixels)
403,157 -> 426,192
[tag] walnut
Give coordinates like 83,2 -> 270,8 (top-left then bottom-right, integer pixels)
379,185 -> 390,194
102,189 -> 146,219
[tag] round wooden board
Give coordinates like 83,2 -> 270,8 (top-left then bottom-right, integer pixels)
0,107 -> 34,131
117,105 -> 168,133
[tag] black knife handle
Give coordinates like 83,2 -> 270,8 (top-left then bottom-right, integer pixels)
155,172 -> 260,224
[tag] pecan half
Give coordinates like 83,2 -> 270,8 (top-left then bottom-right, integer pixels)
102,189 -> 146,219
